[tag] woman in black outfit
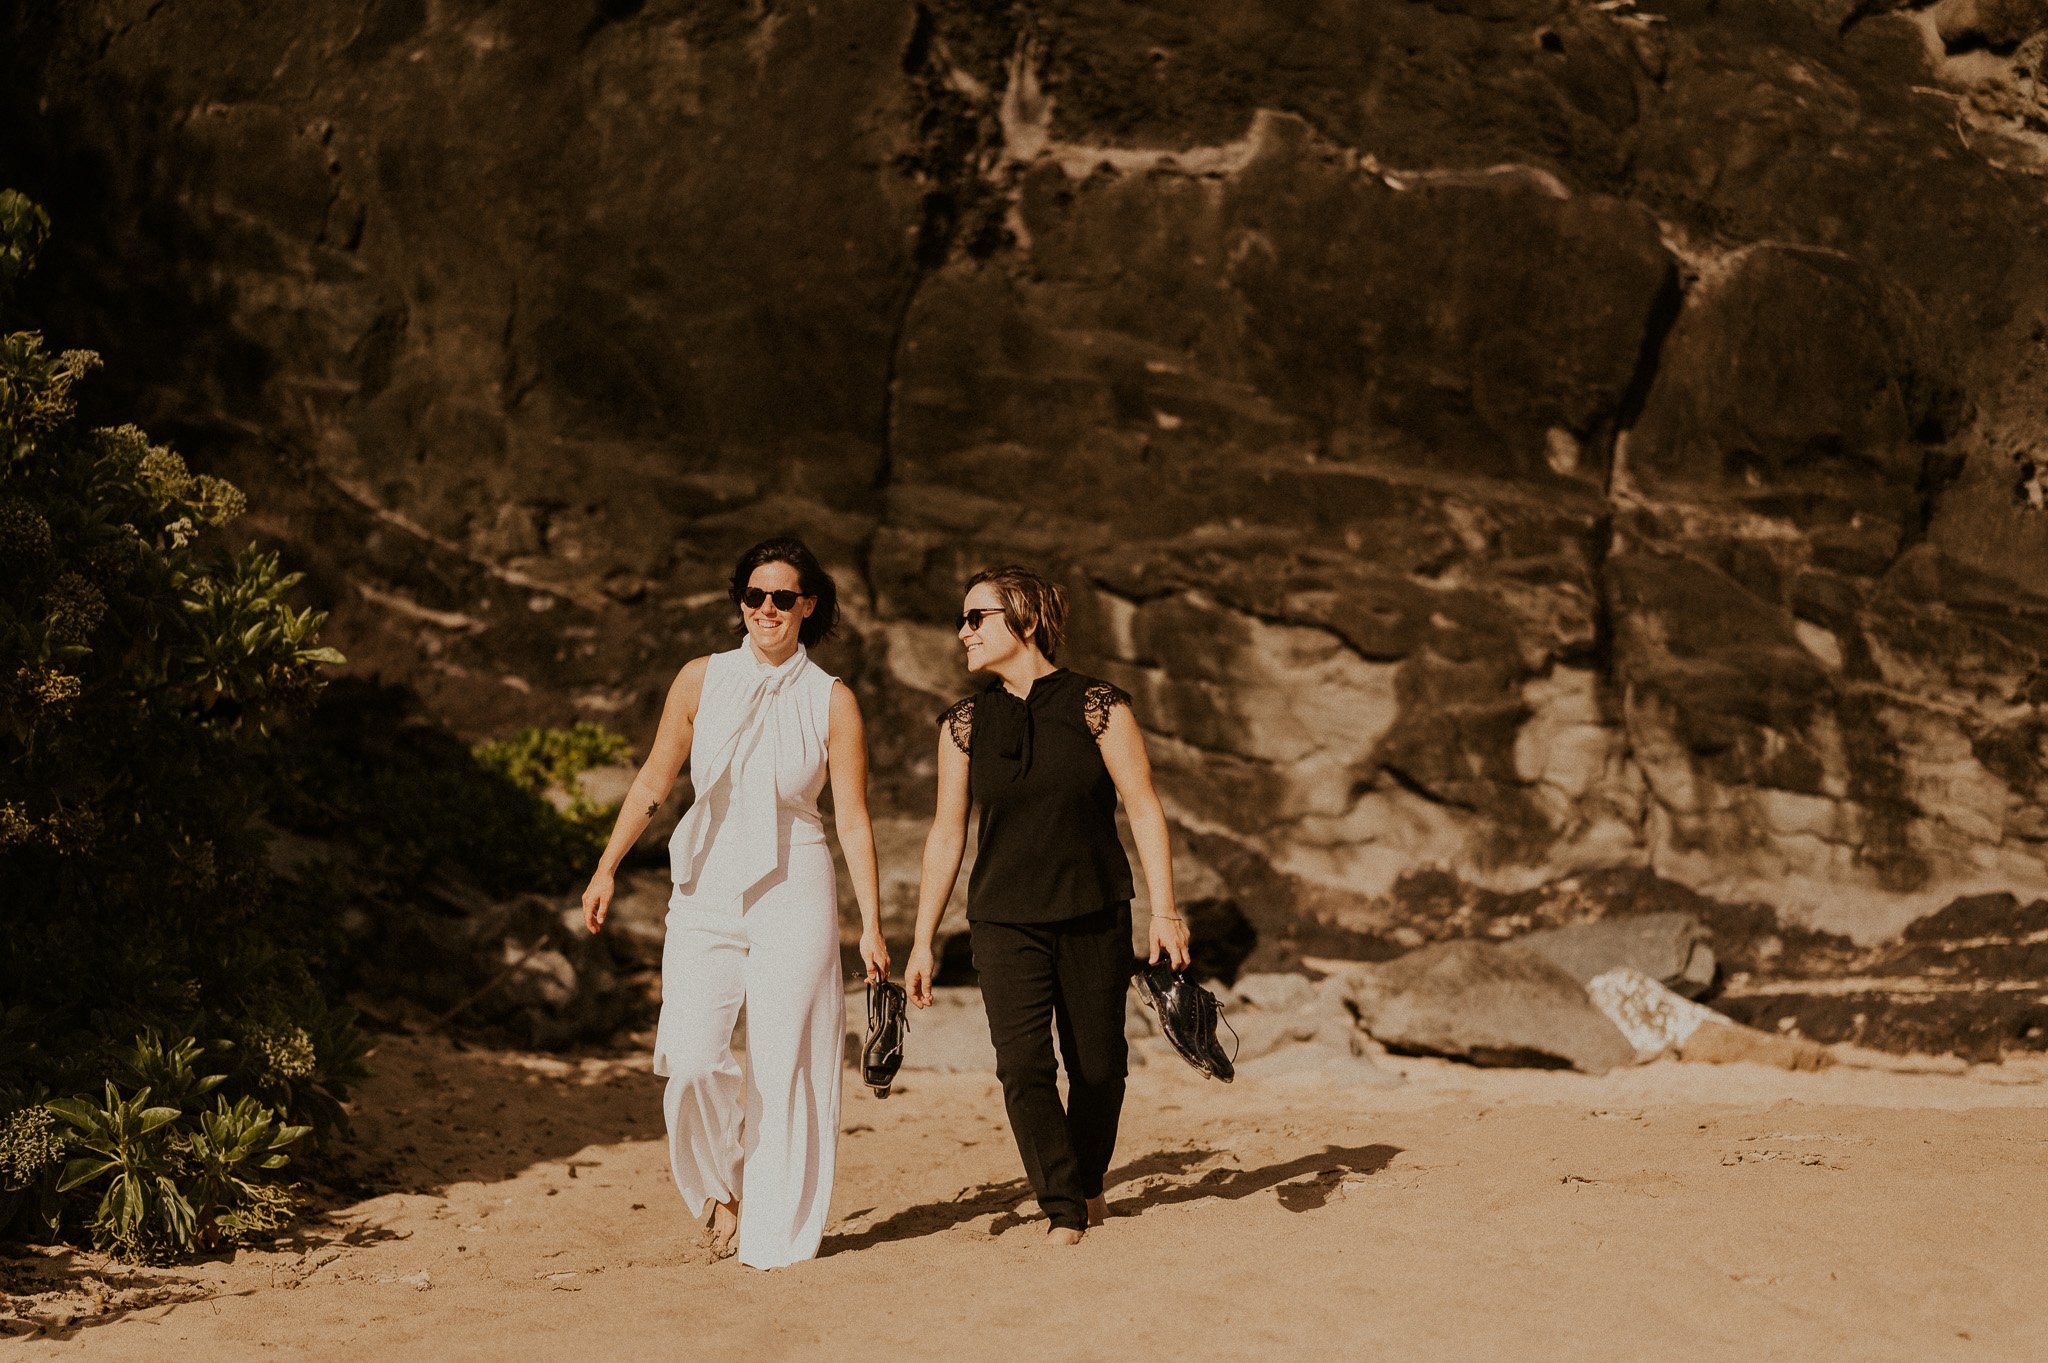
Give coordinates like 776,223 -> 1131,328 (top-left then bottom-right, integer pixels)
903,565 -> 1192,1245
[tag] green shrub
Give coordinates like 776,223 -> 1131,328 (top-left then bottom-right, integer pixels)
235,1000 -> 371,1142
263,682 -> 631,898
179,1094 -> 307,1245
115,1031 -> 228,1113
50,1082 -> 199,1263
475,721 -> 632,824
46,1071 -> 310,1262
0,188 -> 363,1259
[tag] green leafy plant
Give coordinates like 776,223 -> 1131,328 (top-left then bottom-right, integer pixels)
0,1100 -> 67,1243
0,189 -> 365,1260
46,1075 -> 310,1261
182,1095 -> 308,1241
115,1031 -> 228,1114
474,721 -> 632,867
0,191 -> 49,293
0,1103 -> 65,1191
232,1000 -> 370,1145
50,1083 -> 195,1264
475,722 -> 632,821
265,682 -> 633,897
282,1001 -> 374,1143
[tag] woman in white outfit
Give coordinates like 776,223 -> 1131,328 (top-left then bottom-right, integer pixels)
581,535 -> 887,1269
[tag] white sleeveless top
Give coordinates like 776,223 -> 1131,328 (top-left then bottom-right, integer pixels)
669,641 -> 836,900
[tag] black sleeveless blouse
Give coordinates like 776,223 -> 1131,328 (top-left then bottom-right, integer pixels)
937,670 -> 1135,924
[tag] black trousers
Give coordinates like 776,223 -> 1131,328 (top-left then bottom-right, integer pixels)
970,904 -> 1132,1231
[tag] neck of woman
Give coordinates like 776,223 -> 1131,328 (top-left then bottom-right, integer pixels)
992,653 -> 1059,699
747,634 -> 801,668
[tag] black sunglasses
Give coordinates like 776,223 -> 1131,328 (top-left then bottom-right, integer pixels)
741,588 -> 807,610
955,607 -> 1007,632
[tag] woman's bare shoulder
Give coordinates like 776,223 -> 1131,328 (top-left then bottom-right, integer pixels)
668,655 -> 713,708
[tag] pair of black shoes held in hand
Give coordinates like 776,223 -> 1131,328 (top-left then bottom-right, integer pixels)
860,959 -> 1236,1097
863,978 -> 908,1098
1134,960 -> 1237,1083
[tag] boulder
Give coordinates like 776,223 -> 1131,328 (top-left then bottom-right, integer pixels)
1515,913 -> 1716,998
600,868 -> 673,970
1341,940 -> 1637,1074
349,886 -> 650,1047
1182,898 -> 1259,985
1228,972 -> 1318,1013
1242,1036 -> 1404,1086
1176,969 -> 1404,1079
1932,0 -> 2048,49
1676,1021 -> 1833,1072
1219,1009 -> 1322,1064
496,942 -> 579,1013
495,895 -> 643,1046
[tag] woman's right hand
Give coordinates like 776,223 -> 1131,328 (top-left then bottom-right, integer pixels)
858,927 -> 891,984
581,869 -> 615,934
904,943 -> 936,1009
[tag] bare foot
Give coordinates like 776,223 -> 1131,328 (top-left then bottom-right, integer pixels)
706,1199 -> 739,1260
1045,1226 -> 1084,1246
1086,1195 -> 1108,1227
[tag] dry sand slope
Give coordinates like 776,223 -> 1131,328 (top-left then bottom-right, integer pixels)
5,1032 -> 2046,1363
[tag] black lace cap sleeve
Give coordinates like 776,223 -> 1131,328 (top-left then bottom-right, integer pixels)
1082,681 -> 1133,739
937,696 -> 975,754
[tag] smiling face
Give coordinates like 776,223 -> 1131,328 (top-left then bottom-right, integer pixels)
958,582 -> 1024,674
741,560 -> 814,654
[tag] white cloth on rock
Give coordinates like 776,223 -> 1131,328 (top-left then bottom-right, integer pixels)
1585,966 -> 1730,1059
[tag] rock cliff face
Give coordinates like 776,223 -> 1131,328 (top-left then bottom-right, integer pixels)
7,0 -> 2048,1041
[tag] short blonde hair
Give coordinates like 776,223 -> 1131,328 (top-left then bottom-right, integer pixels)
965,565 -> 1069,662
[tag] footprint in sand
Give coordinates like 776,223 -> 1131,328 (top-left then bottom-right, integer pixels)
1719,1150 -> 1845,1169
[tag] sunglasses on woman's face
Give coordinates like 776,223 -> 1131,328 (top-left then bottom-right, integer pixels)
742,588 -> 806,610
956,607 -> 1006,633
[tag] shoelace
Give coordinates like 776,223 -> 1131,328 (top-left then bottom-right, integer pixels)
1213,998 -> 1240,1067
1185,983 -> 1241,1068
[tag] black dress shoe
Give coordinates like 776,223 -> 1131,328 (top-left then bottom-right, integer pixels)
863,979 -> 907,1097
1134,961 -> 1236,1082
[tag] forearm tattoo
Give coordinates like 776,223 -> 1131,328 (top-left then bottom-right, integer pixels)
645,801 -> 660,817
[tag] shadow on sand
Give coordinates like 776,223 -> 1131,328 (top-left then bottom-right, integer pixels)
1,1026 -> 661,1342
821,1142 -> 1403,1255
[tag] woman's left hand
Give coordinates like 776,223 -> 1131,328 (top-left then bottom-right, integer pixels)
1148,911 -> 1191,971
859,927 -> 891,983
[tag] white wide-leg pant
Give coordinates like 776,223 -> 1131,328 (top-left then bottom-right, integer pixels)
653,842 -> 843,1270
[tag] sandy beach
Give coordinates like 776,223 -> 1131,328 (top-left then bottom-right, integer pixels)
5,1023 -> 2045,1363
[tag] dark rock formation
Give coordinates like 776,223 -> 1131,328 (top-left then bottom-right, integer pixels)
1714,891 -> 2048,1060
6,0 -> 2048,1050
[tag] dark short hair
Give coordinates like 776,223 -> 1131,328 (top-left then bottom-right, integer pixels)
965,564 -> 1068,662
729,535 -> 838,646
